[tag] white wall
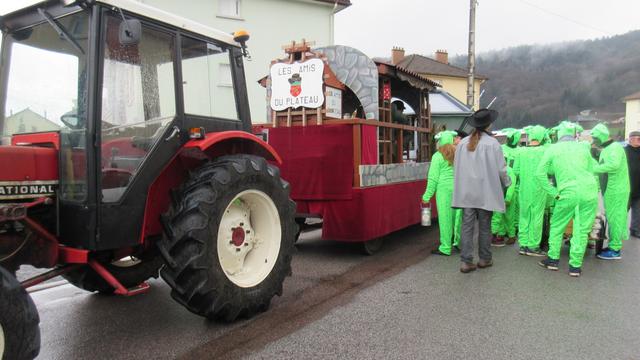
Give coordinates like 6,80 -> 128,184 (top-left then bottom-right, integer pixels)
625,99 -> 640,139
138,0 -> 336,123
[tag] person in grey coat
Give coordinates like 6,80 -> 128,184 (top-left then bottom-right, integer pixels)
452,109 -> 512,273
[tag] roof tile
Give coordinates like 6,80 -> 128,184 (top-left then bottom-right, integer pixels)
398,54 -> 487,80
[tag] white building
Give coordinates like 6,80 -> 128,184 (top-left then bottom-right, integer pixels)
138,0 -> 351,123
624,91 -> 640,138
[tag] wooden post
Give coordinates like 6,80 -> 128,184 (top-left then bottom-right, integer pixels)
286,108 -> 292,127
272,110 -> 277,128
397,129 -> 403,163
302,107 -> 307,126
316,107 -> 322,125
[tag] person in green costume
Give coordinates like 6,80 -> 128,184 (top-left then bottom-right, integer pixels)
535,122 -> 598,277
422,130 -> 461,255
491,128 -> 521,246
514,125 -> 547,256
591,123 -> 630,260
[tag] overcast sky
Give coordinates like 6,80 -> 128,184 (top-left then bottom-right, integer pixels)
3,0 -> 638,58
335,0 -> 640,59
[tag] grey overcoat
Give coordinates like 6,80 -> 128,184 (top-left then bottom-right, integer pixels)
452,133 -> 511,212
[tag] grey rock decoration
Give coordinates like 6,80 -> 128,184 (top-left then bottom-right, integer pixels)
359,162 -> 430,187
314,45 -> 379,120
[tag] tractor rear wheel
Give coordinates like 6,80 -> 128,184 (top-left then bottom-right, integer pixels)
0,266 -> 40,360
159,155 -> 296,321
62,254 -> 162,294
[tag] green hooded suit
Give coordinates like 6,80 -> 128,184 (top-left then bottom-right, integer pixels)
514,125 -> 547,251
491,128 -> 521,239
591,123 -> 630,251
535,122 -> 598,268
422,131 -> 461,255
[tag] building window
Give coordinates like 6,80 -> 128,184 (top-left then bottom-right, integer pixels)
218,0 -> 241,19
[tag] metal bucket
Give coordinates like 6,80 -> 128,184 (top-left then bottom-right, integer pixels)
421,205 -> 431,226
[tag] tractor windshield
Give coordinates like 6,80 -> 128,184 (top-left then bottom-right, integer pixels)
1,10 -> 89,200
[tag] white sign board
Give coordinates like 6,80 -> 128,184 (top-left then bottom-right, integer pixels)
325,86 -> 342,119
270,58 -> 325,111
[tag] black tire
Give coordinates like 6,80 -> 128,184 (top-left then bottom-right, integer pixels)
0,266 -> 40,360
159,155 -> 296,321
362,237 -> 384,255
62,254 -> 162,294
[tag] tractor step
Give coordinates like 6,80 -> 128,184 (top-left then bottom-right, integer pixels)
88,260 -> 151,297
116,282 -> 151,297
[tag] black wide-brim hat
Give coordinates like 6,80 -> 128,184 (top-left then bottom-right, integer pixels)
466,108 -> 498,128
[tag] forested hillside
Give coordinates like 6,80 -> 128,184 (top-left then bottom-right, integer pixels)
452,30 -> 640,128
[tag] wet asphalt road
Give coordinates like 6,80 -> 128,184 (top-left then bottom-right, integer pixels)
19,226 -> 640,359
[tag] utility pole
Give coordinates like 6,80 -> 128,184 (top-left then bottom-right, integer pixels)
466,0 -> 477,110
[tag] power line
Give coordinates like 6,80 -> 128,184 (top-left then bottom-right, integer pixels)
517,0 -> 611,35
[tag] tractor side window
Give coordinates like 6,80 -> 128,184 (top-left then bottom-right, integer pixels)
181,36 -> 239,120
100,14 -> 176,203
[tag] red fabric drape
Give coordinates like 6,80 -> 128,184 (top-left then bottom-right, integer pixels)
267,125 -> 354,200
296,180 -> 426,242
361,125 -> 378,165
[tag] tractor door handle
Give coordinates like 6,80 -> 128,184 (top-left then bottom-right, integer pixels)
165,126 -> 180,142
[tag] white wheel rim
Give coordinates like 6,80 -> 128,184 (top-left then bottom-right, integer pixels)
217,189 -> 282,288
111,256 -> 142,268
0,322 -> 5,358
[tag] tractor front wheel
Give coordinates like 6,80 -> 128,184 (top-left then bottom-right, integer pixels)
159,155 -> 296,321
0,266 -> 40,360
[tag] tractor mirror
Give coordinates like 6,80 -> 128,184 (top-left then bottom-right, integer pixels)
119,19 -> 141,46
60,112 -> 79,129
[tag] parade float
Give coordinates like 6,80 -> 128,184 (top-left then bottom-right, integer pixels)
255,41 -> 439,253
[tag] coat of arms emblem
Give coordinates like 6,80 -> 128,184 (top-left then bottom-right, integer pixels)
288,73 -> 302,97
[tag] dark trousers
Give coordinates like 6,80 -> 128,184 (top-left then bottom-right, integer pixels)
631,197 -> 640,236
460,208 -> 493,264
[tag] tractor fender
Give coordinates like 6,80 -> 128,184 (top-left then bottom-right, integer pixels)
140,131 -> 282,243
182,131 -> 282,165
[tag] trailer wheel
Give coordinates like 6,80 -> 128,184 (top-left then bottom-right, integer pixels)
159,155 -> 296,321
62,254 -> 162,294
362,237 -> 384,255
0,266 -> 40,360
294,218 -> 306,243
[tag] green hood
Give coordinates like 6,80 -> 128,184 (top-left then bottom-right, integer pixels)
556,121 -> 580,139
591,123 -> 610,144
526,125 -> 546,143
435,130 -> 456,147
502,128 -> 521,147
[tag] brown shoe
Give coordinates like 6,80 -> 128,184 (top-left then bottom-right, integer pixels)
477,259 -> 493,268
505,237 -> 516,245
460,262 -> 477,273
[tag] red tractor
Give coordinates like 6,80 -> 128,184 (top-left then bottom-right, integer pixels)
0,1 -> 296,358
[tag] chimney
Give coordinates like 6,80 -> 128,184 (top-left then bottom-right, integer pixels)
435,49 -> 448,64
391,46 -> 405,65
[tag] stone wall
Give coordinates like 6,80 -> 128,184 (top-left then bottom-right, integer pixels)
359,162 -> 430,187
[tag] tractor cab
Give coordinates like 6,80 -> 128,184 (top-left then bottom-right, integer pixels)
0,2 -> 296,357
0,0 -> 253,251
